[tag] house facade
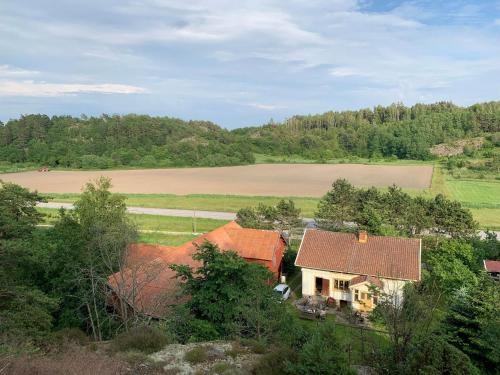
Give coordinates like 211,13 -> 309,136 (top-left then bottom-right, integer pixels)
295,229 -> 421,312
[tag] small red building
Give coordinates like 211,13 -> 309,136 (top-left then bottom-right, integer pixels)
108,221 -> 286,317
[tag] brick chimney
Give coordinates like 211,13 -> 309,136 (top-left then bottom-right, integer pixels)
358,230 -> 368,243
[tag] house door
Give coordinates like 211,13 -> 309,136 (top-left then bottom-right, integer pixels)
321,279 -> 330,296
315,277 -> 329,296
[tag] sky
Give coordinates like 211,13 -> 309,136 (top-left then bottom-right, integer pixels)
0,0 -> 499,128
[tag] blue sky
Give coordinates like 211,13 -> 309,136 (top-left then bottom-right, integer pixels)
0,0 -> 499,128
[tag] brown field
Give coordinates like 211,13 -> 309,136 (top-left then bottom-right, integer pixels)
0,164 -> 433,197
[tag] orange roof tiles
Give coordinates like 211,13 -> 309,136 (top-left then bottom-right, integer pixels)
484,259 -> 500,273
108,221 -> 285,317
295,229 -> 421,281
349,275 -> 384,289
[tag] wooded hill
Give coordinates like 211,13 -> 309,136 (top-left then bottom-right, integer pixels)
0,101 -> 499,169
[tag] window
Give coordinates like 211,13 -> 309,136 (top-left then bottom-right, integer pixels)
354,289 -> 359,301
361,292 -> 368,300
334,279 -> 350,290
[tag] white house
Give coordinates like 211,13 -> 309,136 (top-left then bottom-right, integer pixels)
295,229 -> 421,312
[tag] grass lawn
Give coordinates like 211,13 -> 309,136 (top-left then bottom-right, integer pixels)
42,193 -> 321,217
445,179 -> 500,209
469,208 -> 500,230
138,232 -> 198,246
38,207 -> 228,232
291,308 -> 389,366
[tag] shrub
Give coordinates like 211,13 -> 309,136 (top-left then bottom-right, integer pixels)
51,328 -> 89,347
251,347 -> 296,375
242,338 -> 267,354
211,362 -> 233,374
184,346 -> 208,364
3,346 -> 127,375
226,341 -> 246,359
111,325 -> 171,354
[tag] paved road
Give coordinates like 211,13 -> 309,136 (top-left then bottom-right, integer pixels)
37,202 -> 498,239
37,202 -> 237,221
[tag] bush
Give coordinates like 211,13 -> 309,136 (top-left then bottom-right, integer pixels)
225,341 -> 246,359
211,361 -> 240,374
3,346 -> 127,375
50,328 -> 89,348
111,325 -> 171,354
251,347 -> 296,375
184,346 -> 208,364
242,338 -> 267,354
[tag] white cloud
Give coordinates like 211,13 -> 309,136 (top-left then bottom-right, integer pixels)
0,80 -> 147,96
247,102 -> 284,111
329,67 -> 369,77
0,64 -> 39,77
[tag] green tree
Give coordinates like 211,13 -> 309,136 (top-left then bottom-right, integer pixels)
171,241 -> 283,337
237,199 -> 302,233
429,194 -> 477,238
423,240 -> 478,294
46,177 -> 137,339
0,182 -> 57,342
315,179 -> 356,230
286,322 -> 355,375
444,275 -> 500,373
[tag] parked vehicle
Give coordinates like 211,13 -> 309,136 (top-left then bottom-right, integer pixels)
274,283 -> 291,301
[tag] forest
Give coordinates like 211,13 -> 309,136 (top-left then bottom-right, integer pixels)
0,101 -> 499,169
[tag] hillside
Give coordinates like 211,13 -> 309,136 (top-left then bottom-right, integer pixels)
0,101 -> 499,170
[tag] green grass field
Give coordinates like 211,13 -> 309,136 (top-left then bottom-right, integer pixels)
42,193 -> 321,217
137,232 -> 198,246
445,179 -> 500,209
38,207 -> 228,246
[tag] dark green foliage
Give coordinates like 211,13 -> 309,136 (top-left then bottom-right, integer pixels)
443,274 -> 500,373
1,102 -> 498,169
315,179 -> 477,238
184,346 -> 208,364
0,181 -> 44,239
167,305 -> 220,344
236,199 -> 302,232
0,182 -> 58,342
236,101 -> 500,161
43,177 -> 137,340
111,325 -> 171,354
285,322 -> 355,375
423,240 -> 478,294
373,334 -> 479,375
0,114 -> 254,168
171,241 -> 288,339
251,347 -> 297,375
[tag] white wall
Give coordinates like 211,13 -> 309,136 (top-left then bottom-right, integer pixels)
300,267 -> 408,310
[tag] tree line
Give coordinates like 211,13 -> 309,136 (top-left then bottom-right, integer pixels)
0,101 -> 499,169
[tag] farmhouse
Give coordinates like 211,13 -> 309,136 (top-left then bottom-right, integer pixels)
108,221 -> 286,317
484,259 -> 500,281
295,229 -> 421,312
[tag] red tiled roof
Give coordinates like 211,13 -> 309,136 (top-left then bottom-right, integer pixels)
108,221 -> 285,317
349,275 -> 384,289
484,260 -> 500,273
295,229 -> 421,281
